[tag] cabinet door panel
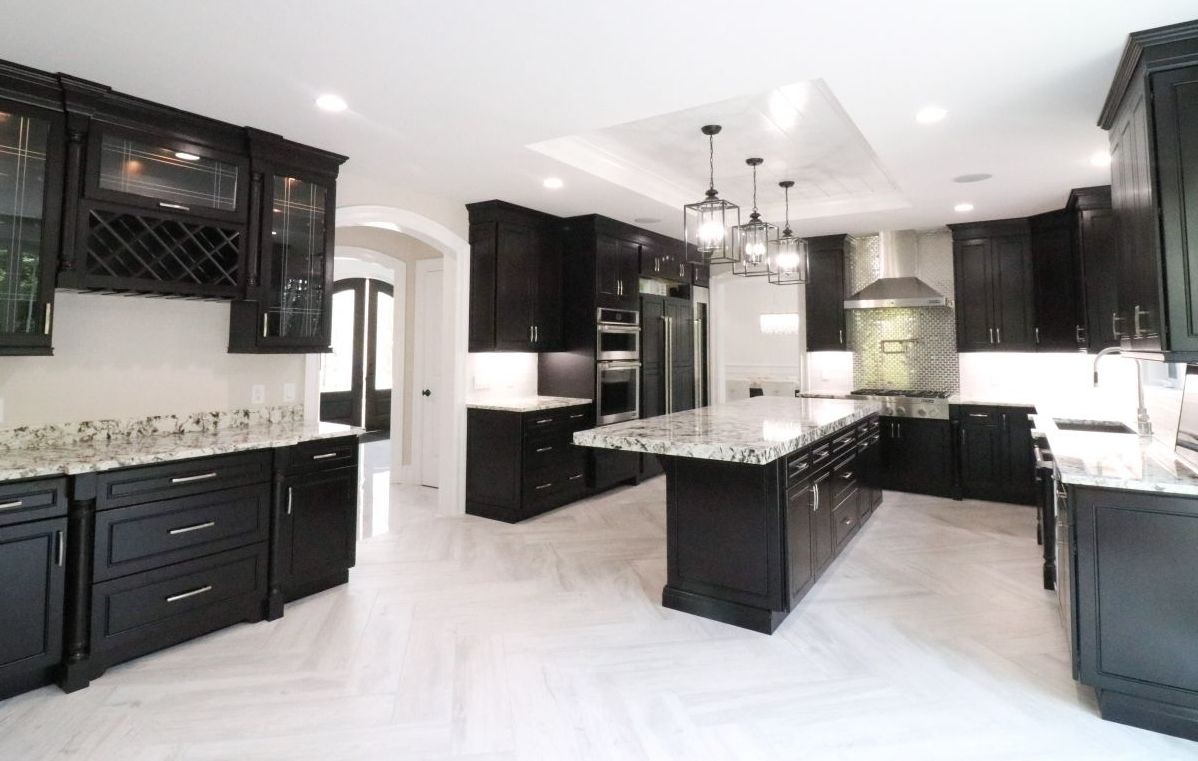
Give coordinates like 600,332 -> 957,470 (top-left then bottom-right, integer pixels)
992,236 -> 1034,350
0,518 -> 65,678
806,245 -> 846,351
787,483 -> 814,605
1000,412 -> 1036,505
468,223 -> 497,351
494,223 -> 534,349
533,224 -> 562,349
616,239 -> 641,308
810,473 -> 834,573
1031,216 -> 1079,351
1079,208 -> 1120,351
954,240 -> 994,351
281,467 -> 357,594
260,173 -> 333,348
959,420 -> 1002,499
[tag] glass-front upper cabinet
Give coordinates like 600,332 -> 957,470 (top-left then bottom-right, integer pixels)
85,125 -> 247,223
258,173 -> 335,350
0,97 -> 64,355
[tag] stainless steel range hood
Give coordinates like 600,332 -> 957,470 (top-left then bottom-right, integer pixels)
844,230 -> 947,309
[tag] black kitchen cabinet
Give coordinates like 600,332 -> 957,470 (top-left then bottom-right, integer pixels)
691,262 -> 710,288
805,234 -> 849,351
950,220 -> 1035,352
1071,483 -> 1198,740
0,65 -> 66,356
877,417 -> 954,497
1099,24 -> 1198,361
0,478 -> 67,700
230,133 -> 345,353
1030,210 -> 1081,351
953,405 -> 1036,505
640,237 -> 689,282
639,295 -> 696,480
273,439 -> 359,607
1070,187 -> 1120,352
596,234 -> 640,310
786,480 -> 816,605
466,403 -> 592,523
467,201 -> 563,351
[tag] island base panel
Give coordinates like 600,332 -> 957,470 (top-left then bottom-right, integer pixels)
662,586 -> 788,634
1097,689 -> 1198,742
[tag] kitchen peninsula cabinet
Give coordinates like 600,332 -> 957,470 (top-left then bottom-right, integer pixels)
877,417 -> 954,497
0,63 -> 65,356
467,200 -> 563,352
805,235 -> 849,351
953,405 -> 1036,505
950,220 -> 1035,352
1099,23 -> 1198,361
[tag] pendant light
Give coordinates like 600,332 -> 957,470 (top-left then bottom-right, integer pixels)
683,125 -> 740,264
768,180 -> 808,285
732,158 -> 776,277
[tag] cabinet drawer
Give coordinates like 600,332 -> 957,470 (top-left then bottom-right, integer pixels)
284,436 -> 360,475
0,477 -> 67,528
523,405 -> 592,435
785,451 -> 812,486
96,451 -> 272,510
91,543 -> 267,651
93,484 -> 270,582
833,498 -> 858,548
810,441 -> 834,469
831,451 -> 858,506
830,430 -> 856,456
525,458 -> 587,497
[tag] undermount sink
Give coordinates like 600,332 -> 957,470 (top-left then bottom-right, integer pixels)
1053,419 -> 1136,435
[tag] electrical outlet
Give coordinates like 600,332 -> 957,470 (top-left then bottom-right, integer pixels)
282,383 -> 296,403
251,384 -> 265,405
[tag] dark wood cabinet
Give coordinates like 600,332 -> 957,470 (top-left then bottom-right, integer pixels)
0,477 -> 67,700
1071,483 -> 1198,740
0,64 -> 65,356
877,417 -> 954,497
691,262 -> 710,288
785,480 -> 816,605
1030,210 -> 1082,351
229,134 -> 345,353
805,234 -> 849,351
953,405 -> 1035,505
1070,187 -> 1120,352
950,220 -> 1034,352
275,463 -> 358,604
467,201 -> 563,351
596,234 -> 640,310
1099,24 -> 1198,361
466,403 -> 592,523
640,237 -> 689,282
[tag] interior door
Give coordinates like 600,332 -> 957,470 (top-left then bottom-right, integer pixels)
417,263 -> 444,488
364,283 -> 394,432
319,280 -> 365,426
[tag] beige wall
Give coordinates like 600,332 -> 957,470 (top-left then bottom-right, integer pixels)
0,291 -> 305,426
335,227 -> 441,467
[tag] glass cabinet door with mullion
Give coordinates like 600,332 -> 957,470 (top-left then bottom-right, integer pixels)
260,171 -> 334,350
85,124 -> 247,223
0,98 -> 63,354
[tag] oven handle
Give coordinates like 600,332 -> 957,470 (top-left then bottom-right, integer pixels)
597,324 -> 642,333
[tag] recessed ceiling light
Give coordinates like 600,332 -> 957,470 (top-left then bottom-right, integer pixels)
315,94 -> 348,113
954,202 -> 974,213
953,173 -> 992,183
1089,151 -> 1111,167
542,177 -> 564,189
174,151 -> 201,162
916,106 -> 948,124
634,217 -> 662,224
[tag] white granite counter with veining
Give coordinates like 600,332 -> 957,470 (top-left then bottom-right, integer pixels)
466,396 -> 591,413
0,418 -> 361,482
573,397 -> 881,465
949,395 -> 1037,410
1033,413 -> 1198,496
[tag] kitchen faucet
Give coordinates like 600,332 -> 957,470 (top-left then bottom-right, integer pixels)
1092,347 -> 1153,437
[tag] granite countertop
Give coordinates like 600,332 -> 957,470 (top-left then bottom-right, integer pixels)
949,395 -> 1036,409
466,396 -> 591,413
573,397 -> 881,465
1033,413 -> 1198,496
0,419 -> 362,482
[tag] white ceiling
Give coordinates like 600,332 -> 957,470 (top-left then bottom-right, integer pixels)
3,1 -> 1194,237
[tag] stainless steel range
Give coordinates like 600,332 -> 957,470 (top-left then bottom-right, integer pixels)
806,388 -> 951,420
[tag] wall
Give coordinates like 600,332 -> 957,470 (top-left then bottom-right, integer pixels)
0,291 -> 304,426
465,352 -> 538,402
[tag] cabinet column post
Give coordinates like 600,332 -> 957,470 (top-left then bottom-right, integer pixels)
265,448 -> 286,621
58,472 -> 96,692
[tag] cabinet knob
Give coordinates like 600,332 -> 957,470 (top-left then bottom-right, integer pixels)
422,389 -> 432,397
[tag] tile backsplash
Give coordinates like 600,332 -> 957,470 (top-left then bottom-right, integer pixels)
848,231 -> 960,392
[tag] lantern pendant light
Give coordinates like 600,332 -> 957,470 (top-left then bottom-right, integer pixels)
732,157 -> 776,277
684,125 -> 740,264
768,180 -> 809,285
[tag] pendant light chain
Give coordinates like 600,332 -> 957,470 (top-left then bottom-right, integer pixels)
707,132 -> 716,193
751,162 -> 758,213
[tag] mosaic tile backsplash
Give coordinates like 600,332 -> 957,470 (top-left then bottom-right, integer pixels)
848,232 -> 960,393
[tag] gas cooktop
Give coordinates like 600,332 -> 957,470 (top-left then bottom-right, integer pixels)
850,388 -> 951,399
839,388 -> 952,419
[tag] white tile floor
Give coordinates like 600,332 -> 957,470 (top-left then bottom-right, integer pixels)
0,443 -> 1195,760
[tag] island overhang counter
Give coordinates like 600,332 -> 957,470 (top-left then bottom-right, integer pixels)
574,397 -> 883,633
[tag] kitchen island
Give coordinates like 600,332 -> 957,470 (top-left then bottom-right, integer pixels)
575,397 -> 882,633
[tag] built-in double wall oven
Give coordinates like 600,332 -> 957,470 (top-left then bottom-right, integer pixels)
596,308 -> 641,425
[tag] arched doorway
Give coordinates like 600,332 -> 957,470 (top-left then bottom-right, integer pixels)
329,205 -> 470,516
320,277 -> 394,436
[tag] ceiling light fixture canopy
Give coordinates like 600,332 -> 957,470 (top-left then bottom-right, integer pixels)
768,180 -> 808,285
684,125 -> 740,264
732,158 -> 776,277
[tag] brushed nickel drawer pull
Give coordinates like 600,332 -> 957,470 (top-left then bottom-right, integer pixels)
56,531 -> 65,567
312,452 -> 338,460
569,474 -> 584,481
166,585 -> 212,603
0,500 -> 24,510
44,303 -> 53,335
570,414 -> 585,419
169,521 -> 216,536
170,472 -> 218,484
535,418 -> 553,425
842,517 -> 854,526
968,413 -> 990,418
535,482 -> 553,490
158,201 -> 191,211
842,472 -> 854,480
287,487 -> 293,515
535,446 -> 554,453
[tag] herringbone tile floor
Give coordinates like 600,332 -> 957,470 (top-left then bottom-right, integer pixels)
1,461 -> 1195,760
